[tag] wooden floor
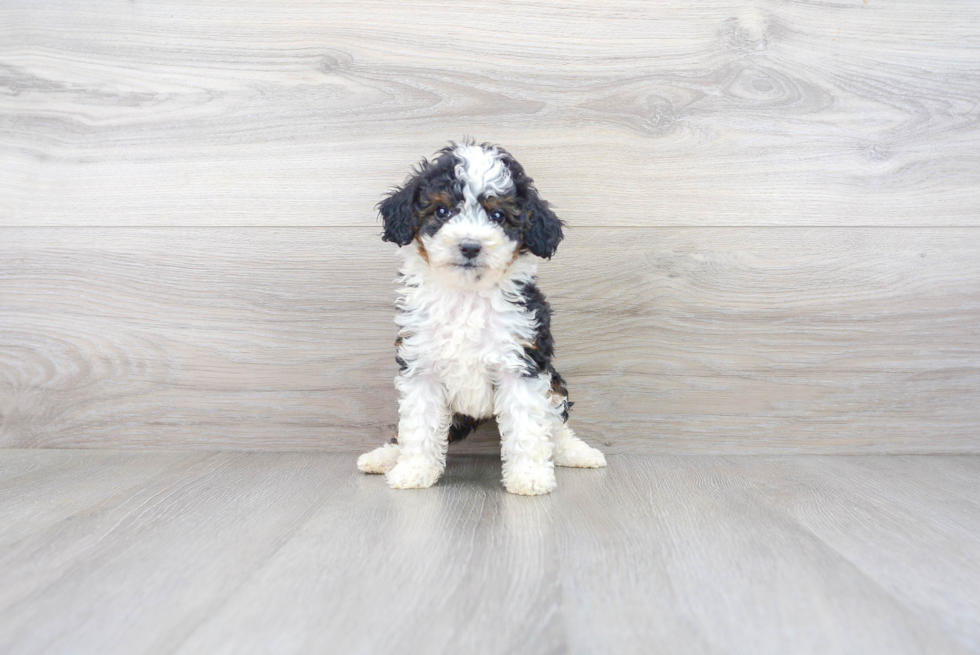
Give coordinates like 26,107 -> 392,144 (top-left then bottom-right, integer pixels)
1,451 -> 978,655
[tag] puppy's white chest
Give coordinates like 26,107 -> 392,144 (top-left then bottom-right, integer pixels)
424,292 -> 510,362
406,287 -> 529,418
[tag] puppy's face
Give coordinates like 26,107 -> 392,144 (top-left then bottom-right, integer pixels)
379,143 -> 564,289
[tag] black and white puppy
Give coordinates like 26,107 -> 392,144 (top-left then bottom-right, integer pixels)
357,141 -> 605,495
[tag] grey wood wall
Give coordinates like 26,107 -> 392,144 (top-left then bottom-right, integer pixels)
2,0 -> 979,453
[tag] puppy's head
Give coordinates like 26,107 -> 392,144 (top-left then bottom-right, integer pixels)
379,142 -> 564,289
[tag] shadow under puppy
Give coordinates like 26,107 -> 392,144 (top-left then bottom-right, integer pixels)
358,141 -> 606,495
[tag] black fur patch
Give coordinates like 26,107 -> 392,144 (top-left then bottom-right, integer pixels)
498,150 -> 565,258
548,366 -> 573,423
516,280 -> 556,376
379,152 -> 459,245
448,413 -> 484,443
522,195 -> 564,259
516,279 -> 572,423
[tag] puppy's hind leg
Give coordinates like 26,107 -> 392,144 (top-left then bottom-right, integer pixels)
357,441 -> 401,474
553,423 -> 606,469
545,367 -> 606,468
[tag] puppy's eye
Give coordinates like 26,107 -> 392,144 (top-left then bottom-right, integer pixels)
489,209 -> 505,223
435,205 -> 450,219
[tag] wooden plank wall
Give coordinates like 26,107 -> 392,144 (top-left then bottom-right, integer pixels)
2,0 -> 979,453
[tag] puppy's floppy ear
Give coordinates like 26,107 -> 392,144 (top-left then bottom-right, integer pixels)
378,177 -> 420,246
523,191 -> 565,259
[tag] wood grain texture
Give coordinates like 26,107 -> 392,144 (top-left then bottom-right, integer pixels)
1,451 -> 978,654
556,455 -> 979,654
173,455 -> 564,655
2,227 -> 978,452
3,1 -> 980,452
731,456 -> 980,651
2,0 -> 980,226
0,451 -> 353,655
0,449 -> 207,549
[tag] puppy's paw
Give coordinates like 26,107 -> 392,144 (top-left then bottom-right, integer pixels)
503,459 -> 557,496
555,442 -> 607,469
357,443 -> 401,474
385,456 -> 443,489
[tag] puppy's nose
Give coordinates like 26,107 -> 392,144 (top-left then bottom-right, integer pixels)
459,240 -> 482,260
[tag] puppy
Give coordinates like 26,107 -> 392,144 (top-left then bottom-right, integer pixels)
357,141 -> 605,495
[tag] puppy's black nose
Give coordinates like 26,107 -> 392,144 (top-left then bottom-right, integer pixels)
459,240 -> 482,259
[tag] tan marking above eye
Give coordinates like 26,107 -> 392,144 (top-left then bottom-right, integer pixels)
481,195 -> 515,209
481,196 -> 518,220
421,192 -> 455,223
424,192 -> 454,215
427,191 -> 453,205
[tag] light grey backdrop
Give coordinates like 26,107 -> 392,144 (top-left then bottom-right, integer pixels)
2,0 -> 979,452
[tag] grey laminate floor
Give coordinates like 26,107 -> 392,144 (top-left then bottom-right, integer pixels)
0,452 -> 977,655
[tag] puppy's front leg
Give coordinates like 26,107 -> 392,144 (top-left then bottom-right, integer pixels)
386,373 -> 452,489
495,373 -> 557,496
